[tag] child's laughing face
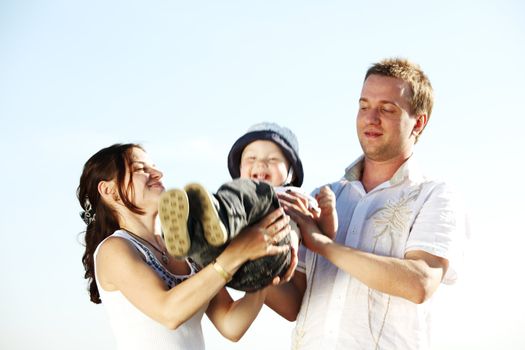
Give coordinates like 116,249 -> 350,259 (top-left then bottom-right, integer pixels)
239,140 -> 290,186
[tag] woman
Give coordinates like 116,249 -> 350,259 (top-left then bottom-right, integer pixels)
78,143 -> 291,349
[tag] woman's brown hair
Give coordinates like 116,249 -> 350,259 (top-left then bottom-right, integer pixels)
77,143 -> 145,303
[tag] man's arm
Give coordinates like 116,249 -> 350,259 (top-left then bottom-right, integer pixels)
286,210 -> 448,304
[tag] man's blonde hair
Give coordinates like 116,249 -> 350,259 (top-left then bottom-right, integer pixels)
365,58 -> 434,118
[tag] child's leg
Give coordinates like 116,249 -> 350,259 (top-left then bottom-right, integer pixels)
158,179 -> 287,286
214,179 -> 291,292
214,178 -> 280,239
183,179 -> 281,268
158,183 -> 227,266
181,180 -> 279,267
185,219 -> 224,268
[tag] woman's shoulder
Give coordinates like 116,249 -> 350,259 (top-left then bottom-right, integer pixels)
96,231 -> 142,261
95,231 -> 147,289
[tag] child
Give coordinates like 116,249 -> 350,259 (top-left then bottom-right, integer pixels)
159,122 -> 337,291
227,122 -> 338,238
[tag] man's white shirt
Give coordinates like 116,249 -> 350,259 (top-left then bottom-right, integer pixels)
294,155 -> 468,350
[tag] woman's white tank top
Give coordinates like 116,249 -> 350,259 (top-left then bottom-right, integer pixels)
94,230 -> 207,350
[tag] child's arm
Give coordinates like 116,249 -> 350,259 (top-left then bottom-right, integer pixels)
315,186 -> 338,239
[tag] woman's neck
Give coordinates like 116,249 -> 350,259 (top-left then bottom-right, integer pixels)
119,213 -> 160,239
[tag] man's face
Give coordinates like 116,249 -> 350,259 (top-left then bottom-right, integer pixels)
356,74 -> 420,162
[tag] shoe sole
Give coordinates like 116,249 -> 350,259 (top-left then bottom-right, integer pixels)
184,183 -> 228,247
159,189 -> 191,257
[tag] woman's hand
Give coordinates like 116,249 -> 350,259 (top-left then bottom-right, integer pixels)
269,223 -> 300,285
226,208 -> 291,262
280,224 -> 299,282
277,190 -> 315,218
279,195 -> 333,254
278,188 -> 337,239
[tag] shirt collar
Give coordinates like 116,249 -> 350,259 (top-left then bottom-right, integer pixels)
343,155 -> 365,181
343,153 -> 425,185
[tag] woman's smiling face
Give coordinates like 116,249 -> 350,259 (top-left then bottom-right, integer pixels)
125,147 -> 165,211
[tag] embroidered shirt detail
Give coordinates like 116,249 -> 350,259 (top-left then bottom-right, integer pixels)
370,186 -> 422,255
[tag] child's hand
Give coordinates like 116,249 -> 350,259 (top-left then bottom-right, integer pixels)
315,186 -> 338,239
315,186 -> 336,219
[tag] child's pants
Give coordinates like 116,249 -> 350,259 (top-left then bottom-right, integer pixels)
189,179 -> 291,292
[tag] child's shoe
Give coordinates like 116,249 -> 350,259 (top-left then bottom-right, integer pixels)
184,183 -> 228,247
159,189 -> 191,257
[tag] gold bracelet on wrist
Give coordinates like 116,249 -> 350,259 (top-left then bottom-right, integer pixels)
212,260 -> 232,283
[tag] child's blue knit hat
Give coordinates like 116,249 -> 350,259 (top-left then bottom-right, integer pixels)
227,122 -> 304,187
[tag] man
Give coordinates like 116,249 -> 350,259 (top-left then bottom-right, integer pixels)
267,58 -> 467,350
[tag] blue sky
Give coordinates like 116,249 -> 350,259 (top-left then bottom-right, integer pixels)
1,1 -> 524,349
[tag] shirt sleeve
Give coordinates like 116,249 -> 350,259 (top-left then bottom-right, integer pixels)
405,182 -> 469,285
